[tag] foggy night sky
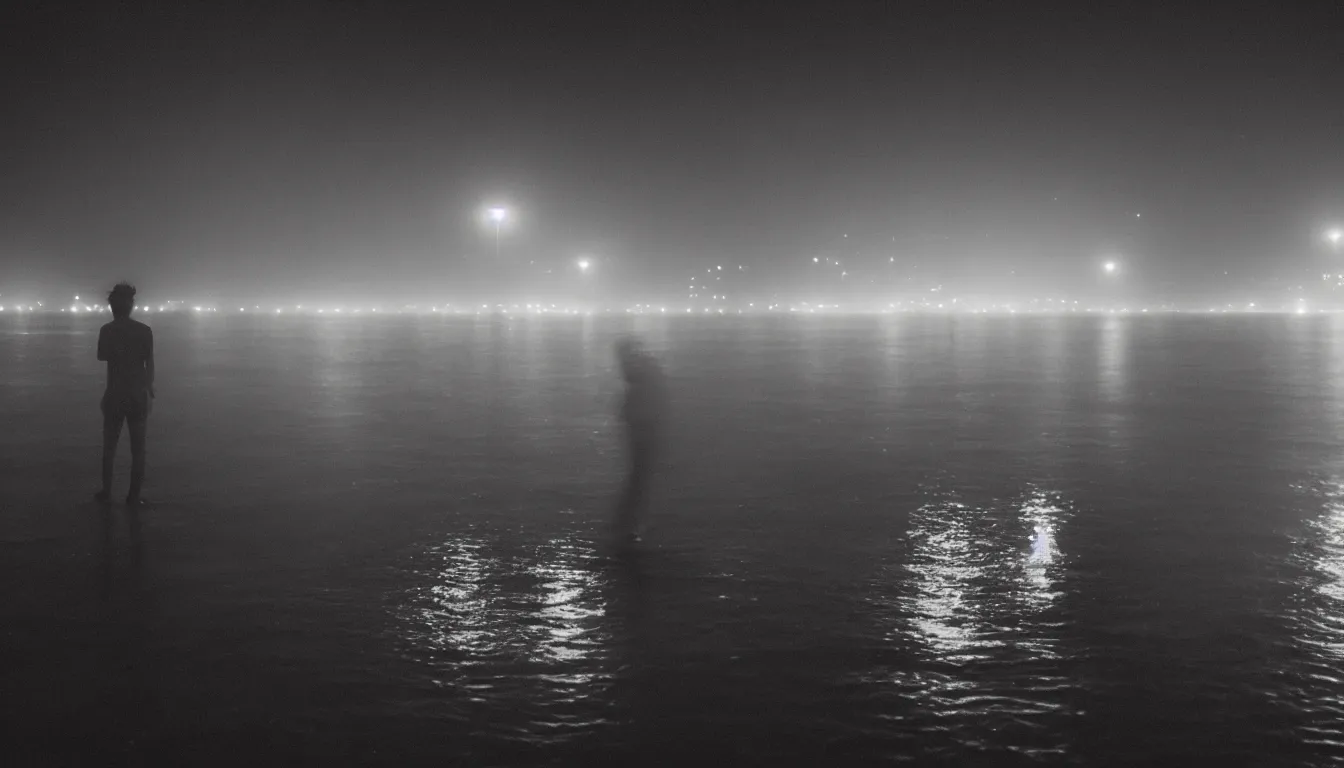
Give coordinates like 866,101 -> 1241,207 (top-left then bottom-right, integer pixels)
2,1 -> 1342,303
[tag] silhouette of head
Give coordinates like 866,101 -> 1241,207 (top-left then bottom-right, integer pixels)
108,283 -> 136,319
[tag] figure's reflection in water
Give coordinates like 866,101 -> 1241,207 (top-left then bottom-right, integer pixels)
601,547 -> 652,755
97,506 -> 145,600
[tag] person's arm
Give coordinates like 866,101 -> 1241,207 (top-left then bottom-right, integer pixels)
145,327 -> 156,398
97,325 -> 108,361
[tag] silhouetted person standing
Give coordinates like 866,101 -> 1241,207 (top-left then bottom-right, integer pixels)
95,283 -> 155,506
614,338 -> 668,543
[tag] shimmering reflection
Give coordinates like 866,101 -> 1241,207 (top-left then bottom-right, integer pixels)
1289,478 -> 1344,750
906,499 -> 998,658
1020,490 -> 1064,613
879,483 -> 1076,758
397,533 -> 617,741
905,487 -> 1068,658
533,539 -> 606,669
1098,316 -> 1130,404
412,537 -> 503,663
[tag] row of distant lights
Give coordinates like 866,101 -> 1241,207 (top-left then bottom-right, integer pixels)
4,306 -> 1333,316
178,304 -> 1332,316
3,299 -> 1329,316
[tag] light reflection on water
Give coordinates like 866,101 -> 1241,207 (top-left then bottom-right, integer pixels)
882,484 -> 1074,757
19,312 -> 1344,763
533,539 -> 606,668
1309,488 -> 1344,610
1291,480 -> 1344,647
1290,478 -> 1344,750
906,499 -> 1000,658
397,532 -> 616,731
1022,490 -> 1063,613
1098,316 -> 1130,405
905,487 -> 1067,658
416,538 -> 498,663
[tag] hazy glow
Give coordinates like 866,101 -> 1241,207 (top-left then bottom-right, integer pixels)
487,207 -> 509,223
577,258 -> 591,272
1103,261 -> 1118,274
1329,229 -> 1343,246
1021,490 -> 1064,609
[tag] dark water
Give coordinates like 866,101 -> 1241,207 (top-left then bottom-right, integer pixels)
4,312 -> 1344,765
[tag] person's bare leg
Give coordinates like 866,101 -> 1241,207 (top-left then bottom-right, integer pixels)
126,418 -> 147,505
97,412 -> 122,503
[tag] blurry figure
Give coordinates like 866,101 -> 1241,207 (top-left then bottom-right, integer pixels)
613,337 -> 668,543
95,283 -> 155,506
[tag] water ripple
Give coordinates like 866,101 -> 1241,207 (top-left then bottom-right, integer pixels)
392,533 -> 618,744
1287,478 -> 1344,755
862,483 -> 1077,758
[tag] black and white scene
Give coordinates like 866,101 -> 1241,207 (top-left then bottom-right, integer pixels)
3,1 -> 1344,765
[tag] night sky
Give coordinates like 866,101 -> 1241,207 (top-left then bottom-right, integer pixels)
2,1 -> 1341,304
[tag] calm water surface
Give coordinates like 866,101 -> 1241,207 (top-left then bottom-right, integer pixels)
4,313 -> 1344,765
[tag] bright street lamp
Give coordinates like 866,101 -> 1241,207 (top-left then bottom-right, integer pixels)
577,258 -> 592,273
484,206 -> 510,255
1103,261 -> 1118,275
1328,229 -> 1343,247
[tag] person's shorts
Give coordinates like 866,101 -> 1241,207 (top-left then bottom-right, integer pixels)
102,390 -> 150,424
